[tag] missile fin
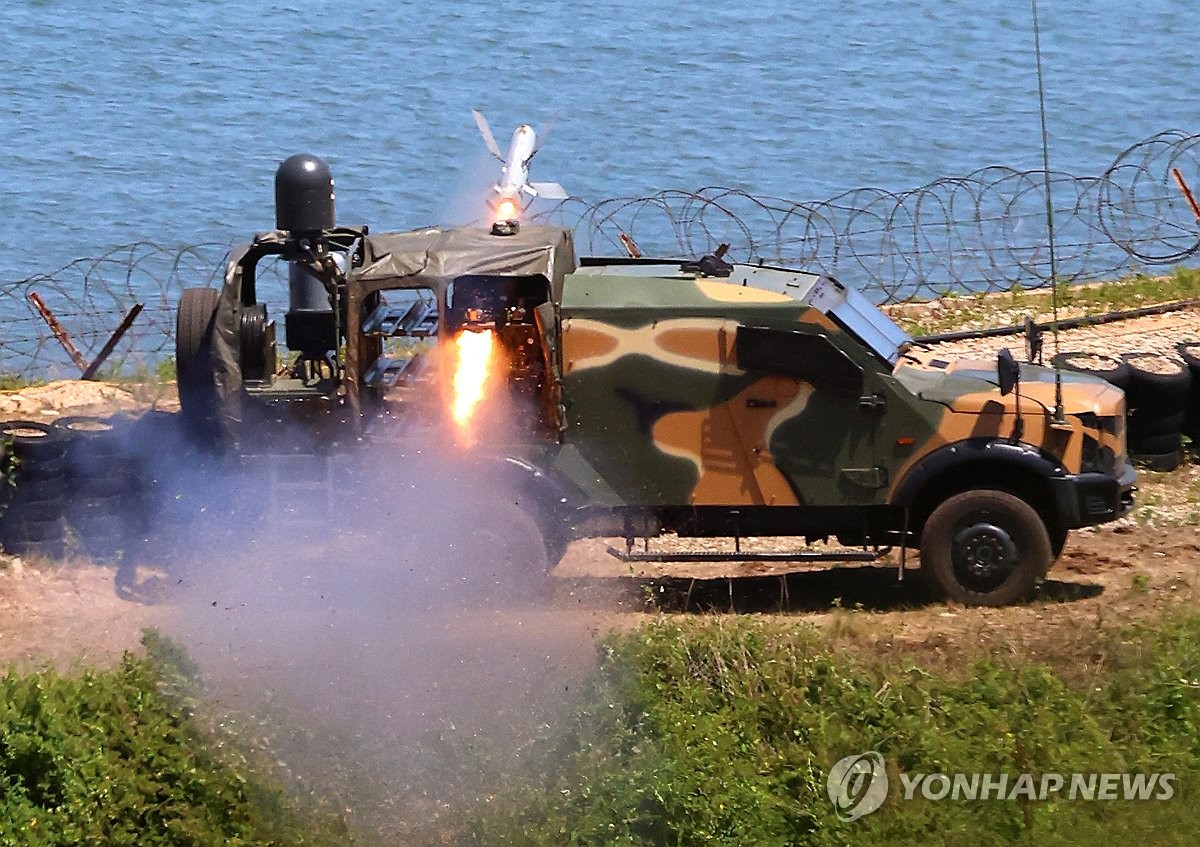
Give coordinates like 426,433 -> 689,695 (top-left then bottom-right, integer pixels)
529,182 -> 569,200
472,110 -> 503,160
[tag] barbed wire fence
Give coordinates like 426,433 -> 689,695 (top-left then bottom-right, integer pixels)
554,129 -> 1200,301
0,243 -> 229,382
2,130 -> 1198,382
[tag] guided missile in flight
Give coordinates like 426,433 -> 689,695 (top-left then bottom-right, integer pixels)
472,110 -> 568,221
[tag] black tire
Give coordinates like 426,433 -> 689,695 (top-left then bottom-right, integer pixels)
1177,343 -> 1200,442
1122,353 -> 1190,457
74,472 -> 138,500
53,415 -> 118,441
1131,449 -> 1183,473
1127,409 -> 1187,440
3,494 -> 65,524
66,495 -> 121,520
1178,342 -> 1200,373
2,534 -> 65,560
1051,352 -> 1131,389
424,499 -> 551,606
1128,431 -> 1182,456
0,420 -> 66,481
1122,352 -> 1191,411
1048,521 -> 1068,562
54,415 -> 123,479
1184,400 -> 1200,444
10,477 -> 65,503
1,515 -> 65,547
77,516 -> 126,540
0,419 -> 63,455
176,287 -> 222,435
239,303 -> 269,381
919,489 -> 1050,606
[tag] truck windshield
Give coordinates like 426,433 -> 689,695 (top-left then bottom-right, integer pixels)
727,264 -> 912,366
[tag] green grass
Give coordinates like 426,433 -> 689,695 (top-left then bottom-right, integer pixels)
0,631 -> 349,846
893,266 -> 1200,336
465,612 -> 1200,846
86,356 -> 176,385
0,373 -> 47,391
3,615 -> 1197,846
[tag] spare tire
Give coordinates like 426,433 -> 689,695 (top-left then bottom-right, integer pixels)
176,287 -> 222,441
1050,352 -> 1131,389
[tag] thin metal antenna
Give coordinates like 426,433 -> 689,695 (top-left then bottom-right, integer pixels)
1032,0 -> 1066,423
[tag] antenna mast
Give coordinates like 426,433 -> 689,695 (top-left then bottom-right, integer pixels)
1032,0 -> 1066,423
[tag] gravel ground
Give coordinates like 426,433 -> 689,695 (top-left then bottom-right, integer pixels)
910,304 -> 1200,362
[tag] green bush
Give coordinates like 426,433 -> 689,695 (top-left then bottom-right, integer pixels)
0,631 -> 348,846
468,614 -> 1200,846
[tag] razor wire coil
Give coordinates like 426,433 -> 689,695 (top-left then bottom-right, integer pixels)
2,130 -> 1198,381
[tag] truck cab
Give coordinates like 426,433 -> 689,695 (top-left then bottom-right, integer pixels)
541,258 -> 1134,605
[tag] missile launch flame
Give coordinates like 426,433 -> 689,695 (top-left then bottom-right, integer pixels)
450,328 -> 496,443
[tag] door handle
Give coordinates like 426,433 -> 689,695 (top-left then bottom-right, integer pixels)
746,398 -> 777,408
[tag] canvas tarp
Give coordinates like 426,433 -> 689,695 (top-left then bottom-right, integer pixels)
207,224 -> 577,433
352,223 -> 576,298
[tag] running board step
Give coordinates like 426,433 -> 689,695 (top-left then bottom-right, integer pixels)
605,546 -> 885,564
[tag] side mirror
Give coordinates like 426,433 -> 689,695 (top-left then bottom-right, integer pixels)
997,347 -> 1019,397
1024,315 -> 1042,364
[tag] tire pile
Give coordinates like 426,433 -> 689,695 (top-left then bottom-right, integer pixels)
1052,348 -> 1200,472
0,417 -> 147,561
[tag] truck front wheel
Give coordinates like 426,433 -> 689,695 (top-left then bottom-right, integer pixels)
919,489 -> 1050,606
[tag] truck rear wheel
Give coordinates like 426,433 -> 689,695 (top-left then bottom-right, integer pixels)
920,489 -> 1050,606
409,497 -> 552,607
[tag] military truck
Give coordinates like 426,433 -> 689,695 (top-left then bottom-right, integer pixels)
176,154 -> 1135,606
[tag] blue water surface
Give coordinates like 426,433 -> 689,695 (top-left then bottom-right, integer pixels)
1,0 -> 1196,283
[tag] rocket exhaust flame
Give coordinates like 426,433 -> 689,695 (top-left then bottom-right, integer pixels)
451,328 -> 496,442
494,197 -> 520,222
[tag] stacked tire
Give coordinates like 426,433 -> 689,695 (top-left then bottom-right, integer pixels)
0,421 -> 68,559
57,416 -> 142,562
1052,351 -> 1190,472
1177,343 -> 1200,446
1121,353 -> 1191,471
1049,352 -> 1131,391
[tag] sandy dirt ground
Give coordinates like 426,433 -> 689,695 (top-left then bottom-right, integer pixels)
0,479 -> 1195,673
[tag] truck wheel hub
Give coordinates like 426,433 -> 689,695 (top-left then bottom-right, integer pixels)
951,522 -> 1017,589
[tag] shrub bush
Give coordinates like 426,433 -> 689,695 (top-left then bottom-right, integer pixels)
0,631 -> 348,846
468,614 -> 1200,846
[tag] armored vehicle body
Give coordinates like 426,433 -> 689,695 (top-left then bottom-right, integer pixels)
177,155 -> 1134,606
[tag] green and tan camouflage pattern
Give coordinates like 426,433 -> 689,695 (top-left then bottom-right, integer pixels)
551,270 -> 1127,509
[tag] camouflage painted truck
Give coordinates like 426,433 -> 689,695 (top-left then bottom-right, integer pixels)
177,154 -> 1135,606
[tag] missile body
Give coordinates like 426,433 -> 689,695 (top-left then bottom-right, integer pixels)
472,110 -> 567,220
